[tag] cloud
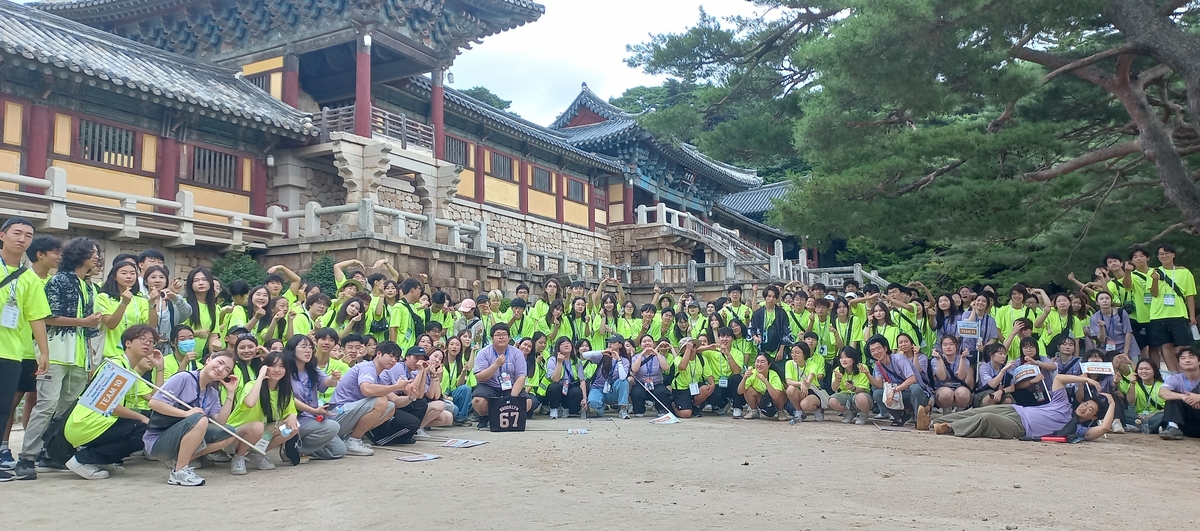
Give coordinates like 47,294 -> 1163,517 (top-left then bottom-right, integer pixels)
449,0 -> 758,125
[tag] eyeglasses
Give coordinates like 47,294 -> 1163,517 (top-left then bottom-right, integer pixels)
136,336 -> 156,345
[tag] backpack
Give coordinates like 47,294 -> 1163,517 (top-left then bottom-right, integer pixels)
41,401 -> 79,464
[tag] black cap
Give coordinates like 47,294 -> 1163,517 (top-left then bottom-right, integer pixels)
606,334 -> 625,345
406,346 -> 427,357
227,326 -> 251,336
1,217 -> 33,231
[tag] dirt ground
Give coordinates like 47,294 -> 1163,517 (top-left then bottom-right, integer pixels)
4,413 -> 1199,530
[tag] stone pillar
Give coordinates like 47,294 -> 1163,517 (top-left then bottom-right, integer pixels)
624,178 -> 634,225
354,32 -> 372,138
272,152 -> 307,238
331,132 -> 391,232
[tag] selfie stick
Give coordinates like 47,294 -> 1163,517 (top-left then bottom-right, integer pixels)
147,381 -> 267,455
638,379 -> 676,420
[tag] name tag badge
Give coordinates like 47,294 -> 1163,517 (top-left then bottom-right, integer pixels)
718,376 -> 729,388
1106,340 -> 1118,350
643,378 -> 654,391
688,382 -> 700,396
0,302 -> 17,329
819,345 -> 828,357
562,380 -> 570,395
603,382 -> 612,394
1164,293 -> 1177,307
1143,295 -> 1153,305
500,372 -> 513,391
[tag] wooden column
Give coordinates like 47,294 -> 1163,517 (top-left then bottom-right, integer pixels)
555,172 -> 565,224
518,159 -> 529,214
282,53 -> 300,108
252,157 -> 268,217
587,179 -> 595,231
431,67 -> 445,159
623,179 -> 634,225
354,33 -> 372,138
474,140 -> 486,204
25,101 -> 50,181
158,135 -> 179,212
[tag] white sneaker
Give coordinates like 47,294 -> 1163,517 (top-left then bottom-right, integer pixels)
549,408 -> 559,419
248,452 -> 275,470
732,407 -> 743,419
413,429 -> 432,439
855,413 -> 867,425
168,466 -> 205,487
619,407 -> 630,420
345,438 -> 375,456
65,457 -> 109,480
207,451 -> 231,463
1111,419 -> 1126,434
230,455 -> 248,475
841,411 -> 854,423
814,410 -> 825,422
98,463 -> 125,474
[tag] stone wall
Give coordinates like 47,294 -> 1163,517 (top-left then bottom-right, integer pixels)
27,226 -> 220,278
447,199 -> 611,275
377,180 -> 424,238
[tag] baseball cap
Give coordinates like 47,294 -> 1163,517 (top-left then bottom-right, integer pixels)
458,298 -> 476,312
406,346 -> 427,358
606,334 -> 625,345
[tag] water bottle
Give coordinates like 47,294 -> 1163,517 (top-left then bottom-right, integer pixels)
1138,413 -> 1149,434
280,425 -> 294,438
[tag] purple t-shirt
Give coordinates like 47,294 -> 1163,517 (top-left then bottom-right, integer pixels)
1164,372 -> 1200,394
1013,388 -> 1072,437
932,354 -> 969,387
873,353 -> 916,384
291,368 -> 329,418
330,361 -> 381,405
582,351 -> 629,389
977,362 -> 1006,392
143,370 -> 222,453
545,357 -> 586,385
380,362 -> 432,389
472,343 -> 526,389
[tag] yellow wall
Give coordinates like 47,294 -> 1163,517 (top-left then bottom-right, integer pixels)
608,204 -> 623,224
241,57 -> 283,75
241,158 -> 252,192
485,176 -> 519,209
3,102 -> 22,146
141,135 -> 157,173
528,189 -> 556,219
595,208 -> 607,226
563,201 -> 588,227
53,114 -> 72,155
54,160 -> 154,211
181,183 -> 250,223
457,168 -> 475,199
269,72 -> 283,99
0,149 -> 19,191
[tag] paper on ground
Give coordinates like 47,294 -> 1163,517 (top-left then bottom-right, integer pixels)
438,439 -> 488,448
649,414 -> 680,424
397,453 -> 441,462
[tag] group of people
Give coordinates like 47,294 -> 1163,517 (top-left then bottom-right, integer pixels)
0,214 -> 1197,486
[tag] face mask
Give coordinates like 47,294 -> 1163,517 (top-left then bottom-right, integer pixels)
177,339 -> 196,353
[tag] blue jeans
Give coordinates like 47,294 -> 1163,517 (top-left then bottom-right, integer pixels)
587,379 -> 630,413
449,384 -> 472,422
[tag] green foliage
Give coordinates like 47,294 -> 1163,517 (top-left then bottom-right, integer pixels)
630,0 -> 1200,291
210,250 -> 266,289
303,253 -> 337,297
460,86 -> 513,112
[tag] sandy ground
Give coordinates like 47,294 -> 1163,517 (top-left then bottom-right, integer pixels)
4,412 -> 1199,531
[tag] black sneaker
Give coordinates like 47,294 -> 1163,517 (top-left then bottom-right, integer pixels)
13,459 -> 36,480
0,470 -> 13,482
283,436 -> 301,466
1161,426 -> 1185,440
35,459 -> 66,473
397,438 -> 417,445
477,417 -> 489,430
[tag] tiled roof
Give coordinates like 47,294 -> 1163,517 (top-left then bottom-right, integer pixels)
0,0 -> 318,138
719,181 -> 790,214
407,76 -> 626,173
714,203 -> 789,239
555,119 -> 639,149
549,83 -> 637,129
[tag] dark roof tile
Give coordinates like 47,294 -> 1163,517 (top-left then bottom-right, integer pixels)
718,181 -> 790,214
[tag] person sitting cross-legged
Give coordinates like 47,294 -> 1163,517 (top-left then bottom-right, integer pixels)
1159,346 -> 1200,440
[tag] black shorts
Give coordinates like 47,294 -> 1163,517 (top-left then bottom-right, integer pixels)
671,390 -> 696,411
757,389 -> 780,417
1131,321 -> 1150,351
17,359 -> 37,393
1148,317 -> 1191,347
471,385 -> 530,401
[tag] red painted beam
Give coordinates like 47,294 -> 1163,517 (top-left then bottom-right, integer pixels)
431,68 -> 445,159
354,36 -> 372,138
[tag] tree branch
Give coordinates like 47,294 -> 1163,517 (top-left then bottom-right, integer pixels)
987,102 -> 1016,133
1157,0 -> 1190,16
1014,47 -> 1114,88
1023,141 -> 1143,182
892,159 -> 967,196
1134,221 -> 1192,248
1041,44 -> 1135,82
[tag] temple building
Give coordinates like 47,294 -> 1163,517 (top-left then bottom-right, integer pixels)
0,0 -> 798,294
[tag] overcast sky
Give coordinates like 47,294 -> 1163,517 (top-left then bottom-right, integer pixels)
450,0 -> 759,125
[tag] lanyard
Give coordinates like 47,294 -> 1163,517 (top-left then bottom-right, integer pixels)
838,316 -> 854,343
640,355 -> 657,378
0,258 -> 18,303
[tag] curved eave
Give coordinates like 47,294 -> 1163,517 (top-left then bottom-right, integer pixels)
446,100 -> 624,173
648,138 -> 760,191
0,52 -> 318,139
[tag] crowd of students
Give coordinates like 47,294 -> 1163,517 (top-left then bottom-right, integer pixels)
0,215 -> 1198,486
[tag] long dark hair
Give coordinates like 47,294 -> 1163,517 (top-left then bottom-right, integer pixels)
242,285 -> 270,332
599,294 -> 618,321
101,260 -> 141,299
259,351 -> 294,423
544,299 -> 565,328
704,312 -> 726,345
934,293 -> 959,332
186,267 -> 217,328
283,334 -> 319,389
232,334 -> 262,384
839,346 -> 862,376
334,298 -> 367,335
265,296 -> 288,337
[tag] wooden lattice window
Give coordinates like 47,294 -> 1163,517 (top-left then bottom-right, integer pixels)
533,167 -> 553,192
445,136 -> 470,167
79,119 -> 135,168
566,178 -> 585,203
490,151 -> 513,181
191,147 -> 238,189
